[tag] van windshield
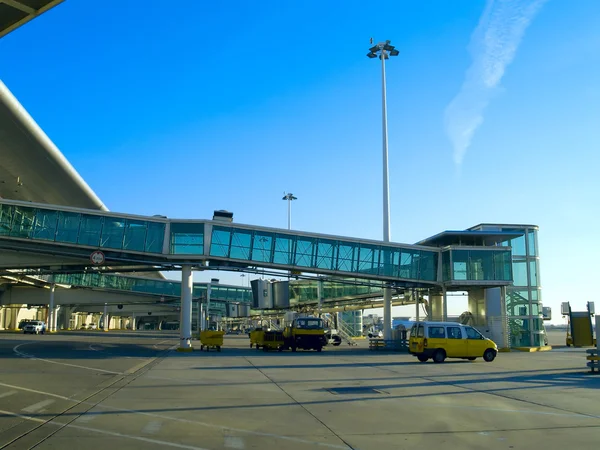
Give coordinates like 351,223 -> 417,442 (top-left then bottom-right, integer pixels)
465,326 -> 484,340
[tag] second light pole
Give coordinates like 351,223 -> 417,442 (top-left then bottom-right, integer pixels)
282,192 -> 297,230
367,39 -> 399,341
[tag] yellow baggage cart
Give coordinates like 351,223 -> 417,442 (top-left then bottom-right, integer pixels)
262,331 -> 284,352
249,328 -> 265,349
200,330 -> 224,352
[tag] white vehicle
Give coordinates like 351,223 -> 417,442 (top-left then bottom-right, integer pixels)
367,329 -> 383,338
23,321 -> 46,334
88,323 -> 97,330
325,328 -> 342,346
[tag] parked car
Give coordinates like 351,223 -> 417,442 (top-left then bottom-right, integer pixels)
18,319 -> 32,330
23,321 -> 46,334
367,329 -> 383,338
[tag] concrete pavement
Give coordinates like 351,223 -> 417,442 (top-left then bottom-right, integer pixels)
0,333 -> 598,449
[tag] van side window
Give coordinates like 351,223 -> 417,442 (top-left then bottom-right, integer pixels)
447,326 -> 462,339
428,326 -> 445,338
417,325 -> 424,338
465,326 -> 483,340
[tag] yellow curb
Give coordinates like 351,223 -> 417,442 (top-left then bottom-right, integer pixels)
176,347 -> 194,352
513,345 -> 553,352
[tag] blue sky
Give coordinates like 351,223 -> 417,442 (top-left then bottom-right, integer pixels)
1,0 -> 599,322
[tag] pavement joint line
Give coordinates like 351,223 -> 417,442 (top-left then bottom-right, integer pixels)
417,374 -> 600,421
330,355 -> 600,420
8,343 -> 348,450
0,408 -> 211,450
0,342 -> 174,449
0,370 -> 349,448
242,356 -> 355,450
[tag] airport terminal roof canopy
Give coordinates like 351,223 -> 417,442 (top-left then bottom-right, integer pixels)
0,80 -> 107,211
0,0 -> 64,38
416,230 -> 524,247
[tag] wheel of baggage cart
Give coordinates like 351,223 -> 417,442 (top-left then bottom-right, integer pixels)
417,355 -> 428,362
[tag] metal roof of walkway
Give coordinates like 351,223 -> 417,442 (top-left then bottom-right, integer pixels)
0,198 -> 513,288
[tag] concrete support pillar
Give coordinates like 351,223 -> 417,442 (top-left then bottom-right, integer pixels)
206,282 -> 212,331
131,313 -> 136,331
103,303 -> 109,331
48,283 -> 56,332
196,301 -> 201,334
442,286 -> 448,322
317,278 -> 323,314
200,304 -> 205,332
430,295 -> 443,321
178,265 -> 193,351
7,307 -> 20,330
415,290 -> 420,322
383,287 -> 392,340
468,288 -> 486,326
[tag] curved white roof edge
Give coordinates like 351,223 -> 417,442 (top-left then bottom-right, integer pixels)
0,79 -> 108,211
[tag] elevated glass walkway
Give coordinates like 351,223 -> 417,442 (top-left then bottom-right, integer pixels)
39,273 -> 252,303
0,199 -> 513,286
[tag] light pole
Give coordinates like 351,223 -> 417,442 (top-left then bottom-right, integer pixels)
367,39 -> 399,341
282,192 -> 297,230
240,274 -> 246,302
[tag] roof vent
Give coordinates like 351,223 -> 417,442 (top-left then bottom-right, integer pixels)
213,210 -> 233,223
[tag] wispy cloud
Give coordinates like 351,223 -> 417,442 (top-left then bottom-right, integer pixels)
444,0 -> 547,166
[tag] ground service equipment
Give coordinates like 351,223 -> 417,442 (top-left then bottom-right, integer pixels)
199,330 -> 224,352
283,317 -> 327,352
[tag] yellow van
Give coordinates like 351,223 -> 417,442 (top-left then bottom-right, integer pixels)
409,322 -> 498,363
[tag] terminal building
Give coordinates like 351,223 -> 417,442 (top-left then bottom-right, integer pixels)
0,6 -> 546,348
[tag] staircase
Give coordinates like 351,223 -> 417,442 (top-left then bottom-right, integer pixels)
337,319 -> 358,346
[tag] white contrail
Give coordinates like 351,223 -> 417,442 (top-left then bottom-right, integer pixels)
444,0 -> 547,166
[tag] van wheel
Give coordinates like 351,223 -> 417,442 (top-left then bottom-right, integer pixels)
433,349 -> 446,363
483,349 -> 497,362
467,357 -> 476,361
417,355 -> 428,362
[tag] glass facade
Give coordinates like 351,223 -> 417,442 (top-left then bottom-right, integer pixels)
0,203 -> 165,254
289,278 -> 386,305
207,224 -> 439,283
446,248 -> 512,282
0,201 -> 452,285
170,223 -> 204,254
0,201 -> 546,346
473,224 -> 544,347
40,273 -> 252,303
